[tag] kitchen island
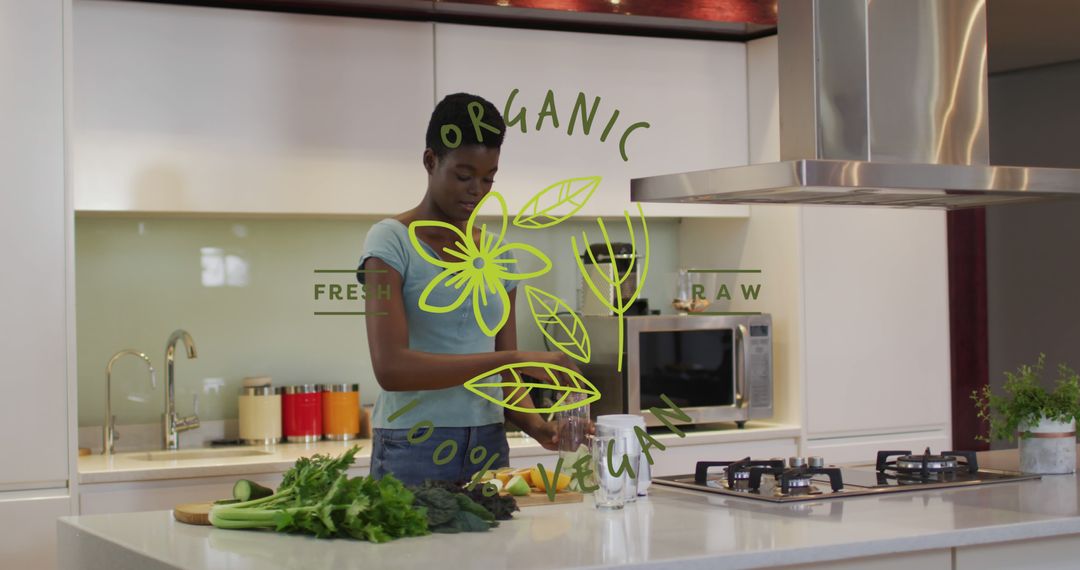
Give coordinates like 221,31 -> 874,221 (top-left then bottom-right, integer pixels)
59,459 -> 1080,570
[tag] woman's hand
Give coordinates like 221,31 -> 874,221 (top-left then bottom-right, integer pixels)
525,419 -> 560,451
519,416 -> 597,452
515,351 -> 583,386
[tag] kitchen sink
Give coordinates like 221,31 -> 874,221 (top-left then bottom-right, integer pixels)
132,448 -> 273,462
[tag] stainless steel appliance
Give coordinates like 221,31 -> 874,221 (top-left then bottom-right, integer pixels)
581,314 -> 773,427
630,0 -> 1080,209
654,449 -> 1040,503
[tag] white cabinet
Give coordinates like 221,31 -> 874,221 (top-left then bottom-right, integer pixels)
954,534 -> 1080,570
804,430 -> 952,465
0,492 -> 73,570
80,466 -> 369,516
80,475 -> 278,516
0,0 -> 70,490
782,550 -> 951,570
72,4 -> 748,220
0,1 -> 74,568
72,1 -> 434,215
800,207 -> 952,440
434,23 -> 749,219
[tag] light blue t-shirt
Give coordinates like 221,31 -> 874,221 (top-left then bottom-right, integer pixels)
357,219 -> 515,429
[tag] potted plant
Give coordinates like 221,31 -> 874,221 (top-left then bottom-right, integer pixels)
972,354 -> 1080,474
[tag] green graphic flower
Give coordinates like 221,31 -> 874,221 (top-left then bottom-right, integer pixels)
408,192 -> 552,337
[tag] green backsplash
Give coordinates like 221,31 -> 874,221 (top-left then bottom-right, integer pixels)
75,215 -> 680,427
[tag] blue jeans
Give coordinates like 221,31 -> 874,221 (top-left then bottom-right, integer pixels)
370,423 -> 511,487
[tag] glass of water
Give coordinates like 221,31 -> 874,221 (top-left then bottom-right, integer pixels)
591,434 -> 639,510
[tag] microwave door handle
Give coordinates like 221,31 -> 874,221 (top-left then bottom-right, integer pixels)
735,324 -> 748,407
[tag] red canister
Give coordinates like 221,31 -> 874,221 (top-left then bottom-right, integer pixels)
279,384 -> 323,442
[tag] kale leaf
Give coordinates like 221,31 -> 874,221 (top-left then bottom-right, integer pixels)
410,486 -> 499,534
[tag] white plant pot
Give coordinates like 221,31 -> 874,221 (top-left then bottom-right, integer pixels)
1018,417 -> 1077,474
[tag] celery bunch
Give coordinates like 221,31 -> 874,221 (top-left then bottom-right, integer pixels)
209,447 -> 428,542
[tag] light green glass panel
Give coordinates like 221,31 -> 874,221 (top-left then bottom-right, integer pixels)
76,215 -> 679,427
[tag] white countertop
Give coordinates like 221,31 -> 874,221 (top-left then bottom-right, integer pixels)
59,462 -> 1080,570
77,422 -> 801,484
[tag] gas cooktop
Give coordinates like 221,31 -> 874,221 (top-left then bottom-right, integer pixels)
653,448 -> 1040,503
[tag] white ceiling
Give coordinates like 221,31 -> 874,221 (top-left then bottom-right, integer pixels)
988,0 -> 1080,73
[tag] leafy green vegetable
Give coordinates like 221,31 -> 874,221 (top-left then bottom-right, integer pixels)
410,485 -> 499,534
209,447 -> 429,543
415,480 -> 519,522
445,511 -> 493,534
455,494 -> 495,523
466,487 -> 518,521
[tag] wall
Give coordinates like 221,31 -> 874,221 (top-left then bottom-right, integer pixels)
75,215 -> 681,427
986,60 -> 1080,427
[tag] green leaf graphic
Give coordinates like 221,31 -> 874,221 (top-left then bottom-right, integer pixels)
464,363 -> 600,414
513,176 -> 602,229
572,205 -> 650,373
524,285 -> 591,364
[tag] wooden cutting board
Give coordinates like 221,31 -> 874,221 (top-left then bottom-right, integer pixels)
512,490 -> 584,507
174,502 -> 214,525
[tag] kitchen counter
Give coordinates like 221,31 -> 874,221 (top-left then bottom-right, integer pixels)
59,455 -> 1080,570
77,422 -> 801,484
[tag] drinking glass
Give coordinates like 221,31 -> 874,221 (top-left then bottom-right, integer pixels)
555,393 -> 591,491
595,417 -> 647,501
591,434 -> 639,510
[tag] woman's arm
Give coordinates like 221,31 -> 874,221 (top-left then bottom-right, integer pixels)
495,288 -> 554,447
363,257 -> 570,392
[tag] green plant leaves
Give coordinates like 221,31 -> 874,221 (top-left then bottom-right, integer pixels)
513,176 -> 602,229
524,285 -> 590,364
463,363 -> 600,414
971,353 -> 1080,443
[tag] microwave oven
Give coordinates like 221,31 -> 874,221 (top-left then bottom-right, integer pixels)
580,314 -> 773,428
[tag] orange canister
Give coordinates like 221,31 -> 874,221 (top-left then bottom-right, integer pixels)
322,384 -> 360,440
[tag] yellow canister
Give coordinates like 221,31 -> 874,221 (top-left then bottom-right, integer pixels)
322,384 -> 360,440
238,385 -> 282,445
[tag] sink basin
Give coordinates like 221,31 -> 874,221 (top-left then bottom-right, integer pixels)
132,448 -> 274,462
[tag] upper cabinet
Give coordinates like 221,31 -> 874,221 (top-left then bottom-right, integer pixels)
434,23 -> 749,219
72,1 -> 748,218
73,2 -> 433,215
0,0 -> 70,488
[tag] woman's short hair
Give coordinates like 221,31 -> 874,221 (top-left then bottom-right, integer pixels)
425,93 -> 506,157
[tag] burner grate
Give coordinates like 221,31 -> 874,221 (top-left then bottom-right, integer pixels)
694,458 -> 785,488
876,448 -> 979,480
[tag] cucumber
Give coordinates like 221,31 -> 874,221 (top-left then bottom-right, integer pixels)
232,479 -> 274,502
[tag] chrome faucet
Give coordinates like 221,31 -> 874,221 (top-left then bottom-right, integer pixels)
104,350 -> 156,457
164,329 -> 200,450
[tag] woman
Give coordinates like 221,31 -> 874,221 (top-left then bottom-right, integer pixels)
358,93 -> 582,486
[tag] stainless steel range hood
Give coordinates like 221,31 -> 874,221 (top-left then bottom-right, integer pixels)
631,0 -> 1080,209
